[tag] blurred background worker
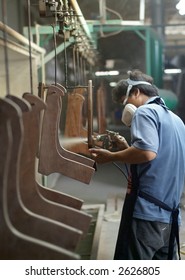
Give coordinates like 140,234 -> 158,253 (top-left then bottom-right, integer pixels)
90,69 -> 185,260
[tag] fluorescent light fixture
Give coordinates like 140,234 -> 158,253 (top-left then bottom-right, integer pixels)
109,82 -> 117,87
105,59 -> 115,69
164,68 -> 182,74
176,0 -> 185,15
95,70 -> 119,76
121,20 -> 144,26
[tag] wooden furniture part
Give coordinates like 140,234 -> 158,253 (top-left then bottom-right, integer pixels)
0,98 -> 79,260
38,85 -> 95,184
5,95 -> 83,251
16,93 -> 92,238
64,87 -> 92,154
38,82 -> 93,163
64,87 -> 88,137
64,82 -> 107,151
37,186 -> 83,209
49,84 -> 95,167
24,92 -> 84,210
37,83 -> 94,167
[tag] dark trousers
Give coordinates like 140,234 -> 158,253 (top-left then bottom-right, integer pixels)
115,218 -> 178,260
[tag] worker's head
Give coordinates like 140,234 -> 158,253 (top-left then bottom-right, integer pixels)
112,69 -> 159,107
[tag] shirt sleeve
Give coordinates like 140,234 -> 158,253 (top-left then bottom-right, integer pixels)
131,106 -> 159,153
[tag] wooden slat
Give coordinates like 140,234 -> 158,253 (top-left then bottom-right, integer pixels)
24,92 -> 84,210
37,184 -> 83,210
47,85 -> 94,167
64,87 -> 93,154
38,85 -> 95,184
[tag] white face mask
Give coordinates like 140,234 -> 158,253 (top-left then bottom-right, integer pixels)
121,77 -> 151,126
121,103 -> 137,127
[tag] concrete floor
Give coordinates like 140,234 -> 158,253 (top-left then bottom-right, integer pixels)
47,163 -> 185,260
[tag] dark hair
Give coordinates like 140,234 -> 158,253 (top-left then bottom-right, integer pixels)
112,69 -> 159,103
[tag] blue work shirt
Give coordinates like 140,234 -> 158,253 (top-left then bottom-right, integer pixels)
131,97 -> 185,223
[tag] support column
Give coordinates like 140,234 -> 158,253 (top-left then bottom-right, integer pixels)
151,0 -> 165,42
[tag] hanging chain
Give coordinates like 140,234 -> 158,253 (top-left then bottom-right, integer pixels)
2,0 -> 10,95
63,33 -> 68,88
51,24 -> 57,85
72,45 -> 77,86
83,58 -> 87,86
27,0 -> 33,94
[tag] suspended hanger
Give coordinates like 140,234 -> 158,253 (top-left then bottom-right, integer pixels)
18,2 -> 92,237
38,84 -> 95,184
25,12 -> 92,207
45,84 -> 95,166
38,0 -> 96,150
25,89 -> 85,211
36,5 -> 96,181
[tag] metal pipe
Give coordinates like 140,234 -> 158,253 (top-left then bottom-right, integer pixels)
87,80 -> 93,148
0,21 -> 46,54
69,0 -> 93,42
139,0 -> 145,22
99,0 -> 107,23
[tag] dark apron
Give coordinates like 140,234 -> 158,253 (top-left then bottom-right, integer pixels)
114,164 -> 138,260
114,164 -> 180,260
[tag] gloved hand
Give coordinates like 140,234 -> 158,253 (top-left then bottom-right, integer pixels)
111,134 -> 129,151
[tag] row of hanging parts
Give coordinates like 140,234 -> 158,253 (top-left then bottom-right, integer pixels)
0,0 -> 98,260
38,0 -> 103,152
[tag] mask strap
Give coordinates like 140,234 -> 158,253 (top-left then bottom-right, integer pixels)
123,84 -> 132,105
123,78 -> 152,105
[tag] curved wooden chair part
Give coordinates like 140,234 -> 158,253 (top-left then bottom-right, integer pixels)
30,86 -> 94,168
38,85 -> 95,184
64,88 -> 91,154
37,185 -> 83,209
48,84 -> 95,167
23,93 -> 83,209
5,95 -> 83,250
38,83 -> 94,161
0,98 -> 79,260
50,85 -> 94,166
64,88 -> 88,138
12,93 -> 92,237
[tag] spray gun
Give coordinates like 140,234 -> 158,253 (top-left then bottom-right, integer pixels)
93,130 -> 129,151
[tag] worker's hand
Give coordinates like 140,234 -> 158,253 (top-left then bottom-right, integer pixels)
112,134 -> 129,150
89,148 -> 113,164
